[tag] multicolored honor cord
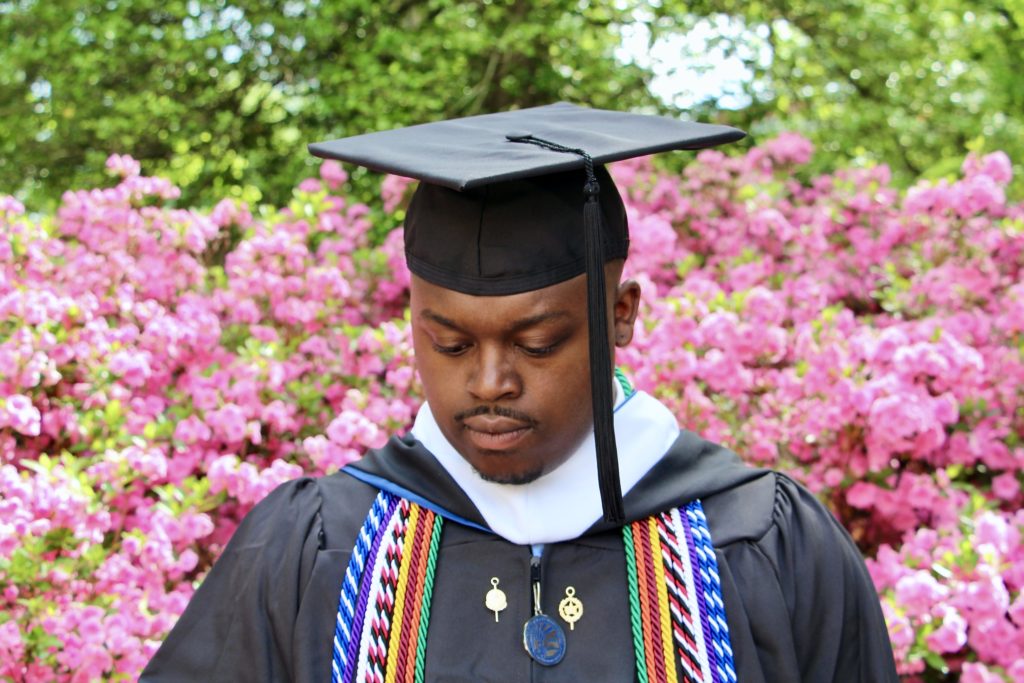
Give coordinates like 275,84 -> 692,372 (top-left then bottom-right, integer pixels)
332,491 -> 443,683
624,500 -> 737,683
333,493 -> 735,683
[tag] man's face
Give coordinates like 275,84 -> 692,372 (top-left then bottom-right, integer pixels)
410,265 -> 639,484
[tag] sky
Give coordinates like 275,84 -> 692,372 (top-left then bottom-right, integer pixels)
616,14 -> 772,110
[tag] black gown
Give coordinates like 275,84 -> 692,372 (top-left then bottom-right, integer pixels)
140,430 -> 899,682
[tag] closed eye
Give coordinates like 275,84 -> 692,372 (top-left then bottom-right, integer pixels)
432,342 -> 470,356
518,342 -> 560,357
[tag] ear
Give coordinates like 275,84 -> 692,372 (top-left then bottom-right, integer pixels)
612,278 -> 641,347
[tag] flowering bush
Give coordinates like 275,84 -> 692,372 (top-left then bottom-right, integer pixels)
1,142 -> 1021,681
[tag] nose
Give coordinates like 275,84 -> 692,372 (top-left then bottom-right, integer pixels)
467,345 -> 522,402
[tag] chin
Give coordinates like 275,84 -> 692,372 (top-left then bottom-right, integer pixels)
475,466 -> 545,485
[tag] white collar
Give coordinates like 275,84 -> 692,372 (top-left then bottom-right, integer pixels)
410,386 -> 680,544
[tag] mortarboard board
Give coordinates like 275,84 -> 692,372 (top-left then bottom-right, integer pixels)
309,102 -> 745,524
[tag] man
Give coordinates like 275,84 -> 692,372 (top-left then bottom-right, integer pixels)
142,104 -> 898,682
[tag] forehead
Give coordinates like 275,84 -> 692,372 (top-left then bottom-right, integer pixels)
410,273 -> 587,326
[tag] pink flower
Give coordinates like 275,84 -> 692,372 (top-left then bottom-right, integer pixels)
303,434 -> 360,473
625,212 -> 678,278
961,662 -> 1005,683
208,404 -> 248,444
0,620 -> 24,664
963,150 -> 1014,185
190,385 -> 219,412
105,154 -> 141,178
262,400 -> 297,434
0,194 -> 26,215
953,174 -> 1005,216
762,132 -> 814,166
2,394 -> 41,436
974,512 -> 1018,554
205,454 -> 240,495
958,574 -> 1011,621
210,198 -> 253,228
845,482 -> 877,509
381,174 -> 415,213
866,545 -> 910,590
926,606 -> 967,653
325,410 -> 385,449
109,349 -> 152,388
124,445 -> 168,480
320,160 -> 348,189
992,472 -> 1020,501
173,415 -> 212,445
895,570 -> 948,617
867,391 -> 952,466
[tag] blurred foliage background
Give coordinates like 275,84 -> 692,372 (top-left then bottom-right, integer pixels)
1,0 -> 1021,209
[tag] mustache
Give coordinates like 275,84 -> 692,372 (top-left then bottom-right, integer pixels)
453,405 -> 538,427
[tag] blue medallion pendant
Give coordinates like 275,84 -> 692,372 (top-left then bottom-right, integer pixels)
523,614 -> 566,666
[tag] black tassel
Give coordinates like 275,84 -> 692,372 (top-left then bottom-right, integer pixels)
506,133 -> 625,524
583,184 -> 624,524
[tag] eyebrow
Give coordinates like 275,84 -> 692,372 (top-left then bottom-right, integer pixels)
420,309 -> 571,333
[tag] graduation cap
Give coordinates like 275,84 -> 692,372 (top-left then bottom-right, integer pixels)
309,102 -> 745,524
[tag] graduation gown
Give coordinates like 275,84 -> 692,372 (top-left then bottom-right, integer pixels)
140,430 -> 898,682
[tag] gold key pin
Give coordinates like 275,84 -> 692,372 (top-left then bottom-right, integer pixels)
558,586 -> 583,630
485,577 -> 507,622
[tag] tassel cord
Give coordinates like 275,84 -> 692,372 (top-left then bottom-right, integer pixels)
507,133 -> 624,523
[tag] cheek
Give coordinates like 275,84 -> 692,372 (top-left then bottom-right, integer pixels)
411,331 -> 450,404
531,349 -> 592,421
410,330 -> 486,426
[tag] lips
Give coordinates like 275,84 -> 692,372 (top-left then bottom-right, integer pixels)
461,415 -> 533,451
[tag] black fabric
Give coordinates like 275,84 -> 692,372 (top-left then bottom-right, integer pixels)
348,433 -> 490,529
403,166 -> 628,297
307,102 -> 745,191
141,433 -> 899,682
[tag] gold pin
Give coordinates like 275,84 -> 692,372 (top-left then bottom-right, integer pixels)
485,577 -> 507,622
558,586 -> 583,630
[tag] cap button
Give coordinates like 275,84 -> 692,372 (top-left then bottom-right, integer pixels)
505,131 -> 533,141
